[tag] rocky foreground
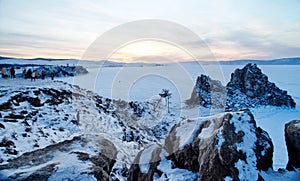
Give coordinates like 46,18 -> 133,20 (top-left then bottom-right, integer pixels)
128,110 -> 274,180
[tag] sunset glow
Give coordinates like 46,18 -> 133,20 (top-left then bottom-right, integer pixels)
1,0 -> 300,62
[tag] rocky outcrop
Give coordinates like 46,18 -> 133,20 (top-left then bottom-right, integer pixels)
187,63 -> 296,111
186,74 -> 226,109
226,63 -> 295,110
127,110 -> 274,180
0,136 -> 116,180
285,120 -> 300,171
0,81 -> 175,180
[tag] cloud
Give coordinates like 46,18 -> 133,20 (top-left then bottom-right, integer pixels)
1,0 -> 300,61
199,27 -> 300,60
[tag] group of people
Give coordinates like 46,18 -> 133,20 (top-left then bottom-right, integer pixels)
1,67 -> 16,78
1,67 -> 55,81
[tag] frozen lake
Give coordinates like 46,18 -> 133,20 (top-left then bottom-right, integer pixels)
62,63 -> 300,105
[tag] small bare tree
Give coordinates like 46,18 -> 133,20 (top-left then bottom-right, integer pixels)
159,89 -> 172,113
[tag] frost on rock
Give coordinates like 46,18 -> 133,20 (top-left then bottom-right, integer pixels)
187,63 -> 296,111
186,74 -> 226,110
226,63 -> 296,110
127,110 -> 274,181
0,80 -> 176,180
198,110 -> 273,180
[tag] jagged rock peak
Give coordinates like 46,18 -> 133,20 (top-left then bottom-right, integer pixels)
187,63 -> 296,110
227,63 -> 296,109
186,74 -> 226,109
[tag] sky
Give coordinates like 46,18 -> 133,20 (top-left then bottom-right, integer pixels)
0,0 -> 300,63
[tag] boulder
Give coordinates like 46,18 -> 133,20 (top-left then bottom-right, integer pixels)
197,110 -> 272,180
285,120 -> 300,171
127,110 -> 274,180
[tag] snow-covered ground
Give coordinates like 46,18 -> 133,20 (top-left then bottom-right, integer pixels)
58,62 -> 300,170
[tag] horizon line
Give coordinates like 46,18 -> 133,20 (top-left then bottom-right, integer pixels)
1,55 -> 300,64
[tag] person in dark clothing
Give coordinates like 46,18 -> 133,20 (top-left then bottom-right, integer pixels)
51,72 -> 55,80
26,69 -> 32,80
1,67 -> 4,78
22,67 -> 27,79
10,67 -> 15,78
41,70 -> 46,80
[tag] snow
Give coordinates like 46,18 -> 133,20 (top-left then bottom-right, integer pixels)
295,122 -> 300,128
216,127 -> 225,149
0,80 -> 81,163
47,150 -> 95,181
175,118 -> 201,149
0,138 -> 99,180
224,176 -> 233,181
260,169 -> 300,181
230,112 -> 258,180
154,159 -> 198,181
252,106 -> 300,170
139,144 -> 159,173
198,119 -> 215,139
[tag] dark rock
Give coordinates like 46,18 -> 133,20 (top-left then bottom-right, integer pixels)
0,137 -> 18,156
0,101 -> 12,110
129,110 -> 273,180
129,101 -> 148,117
187,64 -> 296,111
285,120 -> 300,171
4,114 -> 25,120
0,123 -> 5,129
186,74 -> 226,109
92,166 -> 112,181
73,151 -> 90,161
255,127 -> 274,171
23,163 -> 56,181
198,110 -> 273,180
3,119 -> 18,123
165,120 -> 212,172
28,97 -> 43,107
226,63 -> 295,109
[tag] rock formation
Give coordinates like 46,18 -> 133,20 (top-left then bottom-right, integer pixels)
285,120 -> 300,171
186,74 -> 226,109
227,63 -> 295,110
128,110 -> 274,181
187,63 -> 296,111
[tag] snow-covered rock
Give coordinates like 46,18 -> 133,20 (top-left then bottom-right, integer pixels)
285,120 -> 300,171
0,79 -> 175,180
127,110 -> 274,181
36,65 -> 88,77
186,74 -> 226,109
227,63 -> 295,110
187,63 -> 296,111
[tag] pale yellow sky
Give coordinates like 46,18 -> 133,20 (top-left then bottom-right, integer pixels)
1,0 -> 300,62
